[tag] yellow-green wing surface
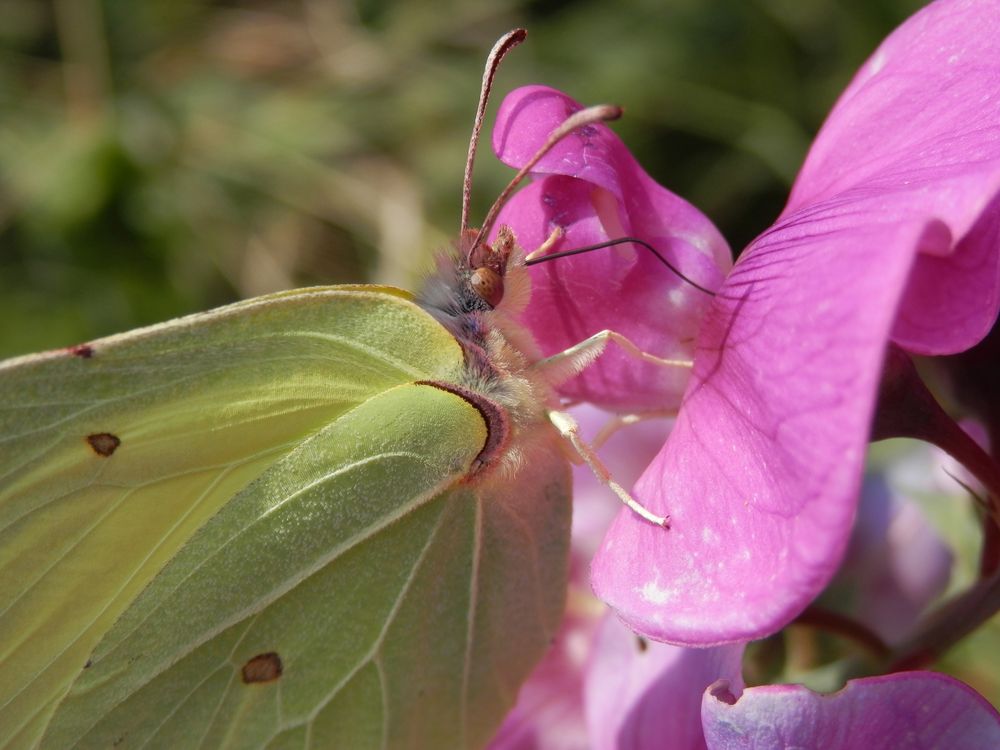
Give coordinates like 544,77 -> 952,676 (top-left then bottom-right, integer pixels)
0,285 -> 570,748
43,388 -> 570,749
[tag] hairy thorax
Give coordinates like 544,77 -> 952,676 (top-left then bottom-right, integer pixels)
416,230 -> 562,479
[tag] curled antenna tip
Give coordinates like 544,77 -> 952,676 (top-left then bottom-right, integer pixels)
557,104 -> 623,133
595,104 -> 623,121
472,101 -> 626,255
461,29 -> 529,238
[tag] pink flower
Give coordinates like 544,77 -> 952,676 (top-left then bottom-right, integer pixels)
492,91 -> 732,412
487,419 -> 999,750
702,672 -> 1000,750
585,617 -> 743,750
498,605 -> 1000,749
488,408 -> 674,750
490,0 -> 1000,644
489,408 -> 745,750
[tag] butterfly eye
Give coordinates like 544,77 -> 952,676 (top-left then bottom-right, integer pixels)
471,267 -> 504,308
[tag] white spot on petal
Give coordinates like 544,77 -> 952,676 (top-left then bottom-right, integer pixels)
640,579 -> 674,605
868,50 -> 887,75
565,630 -> 590,668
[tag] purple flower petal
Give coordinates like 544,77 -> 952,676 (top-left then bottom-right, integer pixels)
584,615 -> 744,750
490,86 -> 731,410
570,406 -> 675,562
489,406 -> 669,749
592,217 -> 924,643
592,0 -> 1000,643
487,597 -> 600,750
892,195 -> 1000,355
702,672 -> 1000,750
784,0 -> 1000,355
825,470 -> 952,644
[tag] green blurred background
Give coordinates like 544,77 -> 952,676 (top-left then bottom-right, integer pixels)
0,0 -> 925,357
3,0 -> 999,709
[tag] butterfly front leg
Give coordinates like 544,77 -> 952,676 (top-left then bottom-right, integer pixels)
530,329 -> 693,388
545,409 -> 669,528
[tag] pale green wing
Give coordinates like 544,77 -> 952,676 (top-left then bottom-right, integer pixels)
0,286 -> 468,747
37,384 -> 570,750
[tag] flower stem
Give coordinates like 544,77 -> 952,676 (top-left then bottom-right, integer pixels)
793,605 -> 890,660
980,512 -> 1000,578
886,570 -> 1000,671
872,345 -> 1000,528
865,346 -> 1000,672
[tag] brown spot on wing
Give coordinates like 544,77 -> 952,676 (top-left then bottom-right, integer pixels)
87,433 -> 121,457
68,344 -> 94,358
241,652 -> 282,684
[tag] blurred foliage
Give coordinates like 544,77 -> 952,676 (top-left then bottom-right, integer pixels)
0,0 -> 925,356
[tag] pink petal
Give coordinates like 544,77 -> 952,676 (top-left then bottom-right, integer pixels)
893,196 -> 1000,355
584,615 -> 743,750
490,86 -> 731,411
570,406 -> 674,563
487,596 -> 600,750
702,672 -> 1000,750
785,0 -> 1000,355
490,406 -> 669,749
592,0 -> 1000,643
593,216 -> 923,643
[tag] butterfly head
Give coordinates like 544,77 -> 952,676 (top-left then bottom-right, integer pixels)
452,28 -> 619,316
465,225 -> 518,309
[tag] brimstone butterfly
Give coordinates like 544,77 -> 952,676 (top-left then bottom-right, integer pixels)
0,29 -> 678,749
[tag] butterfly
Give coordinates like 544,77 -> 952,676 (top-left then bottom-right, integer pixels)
0,29 -> 682,750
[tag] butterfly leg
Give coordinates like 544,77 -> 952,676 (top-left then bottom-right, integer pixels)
546,410 -> 669,527
531,329 -> 692,387
591,409 -> 676,450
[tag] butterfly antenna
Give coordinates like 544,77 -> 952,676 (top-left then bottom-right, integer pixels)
525,236 -> 718,297
470,104 -> 623,263
461,29 -> 527,240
